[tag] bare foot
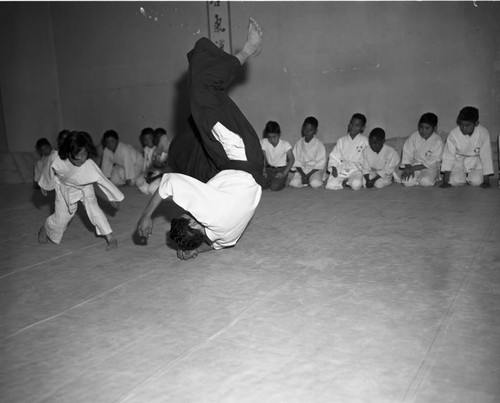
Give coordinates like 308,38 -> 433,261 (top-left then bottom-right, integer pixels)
105,233 -> 118,251
236,18 -> 263,64
244,18 -> 263,56
38,226 -> 49,244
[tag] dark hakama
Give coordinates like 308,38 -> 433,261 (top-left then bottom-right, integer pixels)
168,38 -> 263,186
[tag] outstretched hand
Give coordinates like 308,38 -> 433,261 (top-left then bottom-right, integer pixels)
137,216 -> 153,238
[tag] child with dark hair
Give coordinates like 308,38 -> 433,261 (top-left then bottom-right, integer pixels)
152,127 -> 171,168
100,129 -> 144,186
261,120 -> 294,191
440,106 -> 493,188
38,131 -> 124,250
33,138 -> 57,185
326,113 -> 368,190
398,112 -> 444,187
137,18 -> 264,260
361,128 -> 400,188
57,130 -> 70,149
289,116 -> 326,188
136,128 -> 168,194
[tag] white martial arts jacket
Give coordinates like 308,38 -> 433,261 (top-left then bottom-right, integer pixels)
328,134 -> 368,176
401,131 -> 444,170
361,144 -> 400,179
441,125 -> 494,175
39,155 -> 124,213
292,137 -> 326,173
158,170 -> 262,250
34,149 -> 58,183
101,142 -> 144,180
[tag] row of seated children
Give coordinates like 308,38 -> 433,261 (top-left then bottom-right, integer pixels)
260,106 -> 496,191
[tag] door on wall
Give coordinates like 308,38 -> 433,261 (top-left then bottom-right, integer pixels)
0,83 -> 8,152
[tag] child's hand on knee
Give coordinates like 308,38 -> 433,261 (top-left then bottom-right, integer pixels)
109,201 -> 120,210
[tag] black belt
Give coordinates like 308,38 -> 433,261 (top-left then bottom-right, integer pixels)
266,165 -> 286,169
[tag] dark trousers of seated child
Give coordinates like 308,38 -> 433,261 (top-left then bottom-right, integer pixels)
263,166 -> 287,191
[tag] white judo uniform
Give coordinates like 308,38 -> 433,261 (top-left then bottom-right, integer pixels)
361,144 -> 400,188
326,134 -> 368,190
101,142 -> 144,186
39,155 -> 124,243
154,134 -> 171,165
290,137 -> 326,188
441,125 -> 493,186
400,132 -> 444,187
34,149 -> 57,183
158,170 -> 262,250
136,145 -> 163,195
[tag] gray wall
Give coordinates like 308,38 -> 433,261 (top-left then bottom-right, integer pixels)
1,1 -> 500,151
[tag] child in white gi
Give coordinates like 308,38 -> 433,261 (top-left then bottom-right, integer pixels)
326,113 -> 368,190
440,106 -> 493,188
38,131 -> 124,250
399,112 -> 444,187
101,130 -> 144,186
261,121 -> 295,191
152,127 -> 171,169
289,116 -> 326,188
136,128 -> 164,195
361,128 -> 400,188
34,138 -> 57,185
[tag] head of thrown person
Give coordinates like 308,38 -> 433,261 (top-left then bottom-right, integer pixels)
169,214 -> 206,251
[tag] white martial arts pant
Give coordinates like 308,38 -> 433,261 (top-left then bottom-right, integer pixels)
289,170 -> 324,189
44,185 -> 112,243
401,168 -> 439,187
325,171 -> 363,190
448,163 -> 483,187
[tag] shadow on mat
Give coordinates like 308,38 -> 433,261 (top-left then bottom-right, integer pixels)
31,187 -> 55,212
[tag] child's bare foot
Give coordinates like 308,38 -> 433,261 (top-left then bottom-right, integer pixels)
236,18 -> 263,64
38,226 -> 49,244
105,233 -> 118,251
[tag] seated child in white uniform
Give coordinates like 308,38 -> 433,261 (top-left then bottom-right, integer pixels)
289,116 -> 326,189
326,113 -> 368,191
261,121 -> 294,191
100,130 -> 144,186
34,138 -> 57,186
440,106 -> 493,188
38,131 -> 124,250
136,127 -> 165,195
399,112 -> 444,187
137,18 -> 264,260
153,127 -> 171,169
361,128 -> 400,189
